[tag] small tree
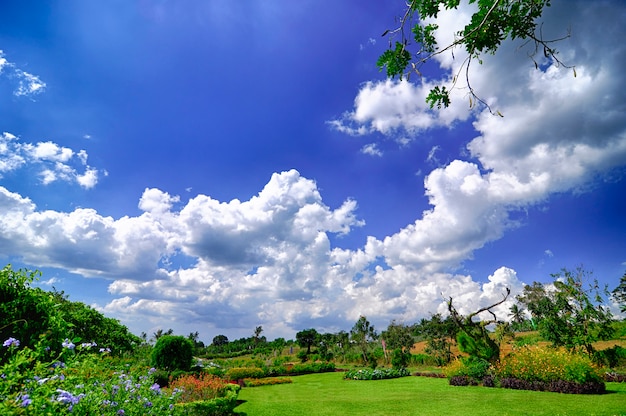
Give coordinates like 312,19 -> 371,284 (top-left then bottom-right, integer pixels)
253,326 -> 264,345
295,328 -> 319,355
447,288 -> 510,364
350,316 -> 378,365
517,266 -> 614,355
151,335 -> 194,372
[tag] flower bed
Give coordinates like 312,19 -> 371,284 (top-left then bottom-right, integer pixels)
445,346 -> 607,394
344,367 -> 410,380
0,337 -> 239,415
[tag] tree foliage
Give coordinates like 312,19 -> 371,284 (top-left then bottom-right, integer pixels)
381,320 -> 415,352
517,266 -> 614,355
378,0 -> 572,111
612,272 -> 626,313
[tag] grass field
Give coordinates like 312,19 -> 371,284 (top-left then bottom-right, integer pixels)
234,372 -> 626,416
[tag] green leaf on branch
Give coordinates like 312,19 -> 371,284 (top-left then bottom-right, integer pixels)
376,42 -> 411,79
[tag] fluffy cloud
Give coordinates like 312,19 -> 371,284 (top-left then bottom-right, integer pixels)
0,166 -> 527,338
0,132 -> 103,189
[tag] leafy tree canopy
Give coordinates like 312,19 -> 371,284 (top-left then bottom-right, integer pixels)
377,0 -> 572,111
517,266 -> 614,355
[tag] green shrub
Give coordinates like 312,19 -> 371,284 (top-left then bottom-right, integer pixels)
175,384 -> 240,416
593,346 -> 626,369
225,366 -> 265,380
151,335 -> 194,372
244,377 -> 293,387
391,348 -> 411,369
444,356 -> 491,383
297,350 -> 309,363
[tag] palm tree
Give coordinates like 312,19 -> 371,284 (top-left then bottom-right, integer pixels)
509,304 -> 526,331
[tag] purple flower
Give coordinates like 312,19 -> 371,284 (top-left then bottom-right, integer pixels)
150,383 -> 161,394
17,393 -> 31,407
3,337 -> 20,347
148,367 -> 157,374
56,389 -> 81,405
117,410 -> 125,415
62,339 -> 75,350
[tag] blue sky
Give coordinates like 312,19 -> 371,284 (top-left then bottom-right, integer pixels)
1,0 -> 625,342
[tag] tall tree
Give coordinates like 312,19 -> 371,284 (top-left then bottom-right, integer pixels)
517,266 -> 614,355
378,0 -> 572,111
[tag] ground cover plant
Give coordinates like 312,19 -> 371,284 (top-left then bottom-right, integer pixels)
234,372 -> 626,416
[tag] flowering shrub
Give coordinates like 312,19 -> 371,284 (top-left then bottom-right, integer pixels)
494,346 -> 606,394
344,367 -> 410,380
167,373 -> 228,402
0,338 -> 181,414
496,346 -> 604,384
243,377 -> 293,387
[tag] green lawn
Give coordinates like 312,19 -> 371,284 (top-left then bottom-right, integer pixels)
234,373 -> 626,416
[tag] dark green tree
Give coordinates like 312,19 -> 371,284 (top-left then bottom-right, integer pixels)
0,266 -> 66,363
211,334 -> 229,347
295,328 -> 320,355
151,335 -> 194,372
517,266 -> 614,355
377,0 -> 572,111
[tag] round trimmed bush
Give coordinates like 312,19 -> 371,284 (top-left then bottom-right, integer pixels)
151,335 -> 194,372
